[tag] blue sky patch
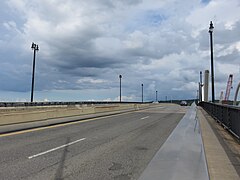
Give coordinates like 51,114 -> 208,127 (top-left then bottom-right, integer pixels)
125,10 -> 167,32
201,0 -> 211,4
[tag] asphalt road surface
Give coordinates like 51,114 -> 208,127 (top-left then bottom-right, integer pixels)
0,104 -> 187,180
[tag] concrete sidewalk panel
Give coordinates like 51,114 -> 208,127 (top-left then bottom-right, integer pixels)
197,107 -> 239,180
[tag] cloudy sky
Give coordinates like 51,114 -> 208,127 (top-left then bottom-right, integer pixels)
0,0 -> 240,102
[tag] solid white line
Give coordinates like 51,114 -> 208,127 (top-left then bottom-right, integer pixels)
141,116 -> 149,120
28,138 -> 86,159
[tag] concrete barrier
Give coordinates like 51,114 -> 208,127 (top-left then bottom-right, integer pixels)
0,103 -> 150,126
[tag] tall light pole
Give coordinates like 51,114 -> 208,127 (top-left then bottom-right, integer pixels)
199,71 -> 203,102
141,84 -> 143,103
209,21 -> 215,103
31,42 -> 39,102
198,82 -> 201,102
197,90 -> 199,102
156,90 -> 158,102
119,75 -> 122,102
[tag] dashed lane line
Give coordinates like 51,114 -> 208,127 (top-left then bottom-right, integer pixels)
141,116 -> 149,120
28,138 -> 86,159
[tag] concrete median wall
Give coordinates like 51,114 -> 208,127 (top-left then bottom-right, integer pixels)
0,103 -> 150,126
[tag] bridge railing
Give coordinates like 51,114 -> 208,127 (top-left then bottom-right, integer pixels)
199,102 -> 240,140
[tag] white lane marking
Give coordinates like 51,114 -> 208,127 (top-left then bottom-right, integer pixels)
28,138 -> 86,159
141,116 -> 149,120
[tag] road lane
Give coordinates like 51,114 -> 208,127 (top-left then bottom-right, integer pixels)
0,104 -> 187,180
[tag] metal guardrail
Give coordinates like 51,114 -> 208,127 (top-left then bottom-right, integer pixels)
199,102 -> 240,140
0,101 -> 152,107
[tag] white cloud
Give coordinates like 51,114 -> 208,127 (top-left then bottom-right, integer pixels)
172,82 -> 199,91
77,77 -> 107,84
187,0 -> 240,29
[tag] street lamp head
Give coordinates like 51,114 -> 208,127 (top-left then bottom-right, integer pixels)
36,45 -> 39,51
31,42 -> 35,49
209,21 -> 214,33
119,75 -> 122,79
141,84 -> 143,87
31,42 -> 39,51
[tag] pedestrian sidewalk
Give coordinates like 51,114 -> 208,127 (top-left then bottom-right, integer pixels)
197,106 -> 239,180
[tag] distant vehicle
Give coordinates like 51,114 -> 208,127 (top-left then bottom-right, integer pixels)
180,101 -> 188,106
